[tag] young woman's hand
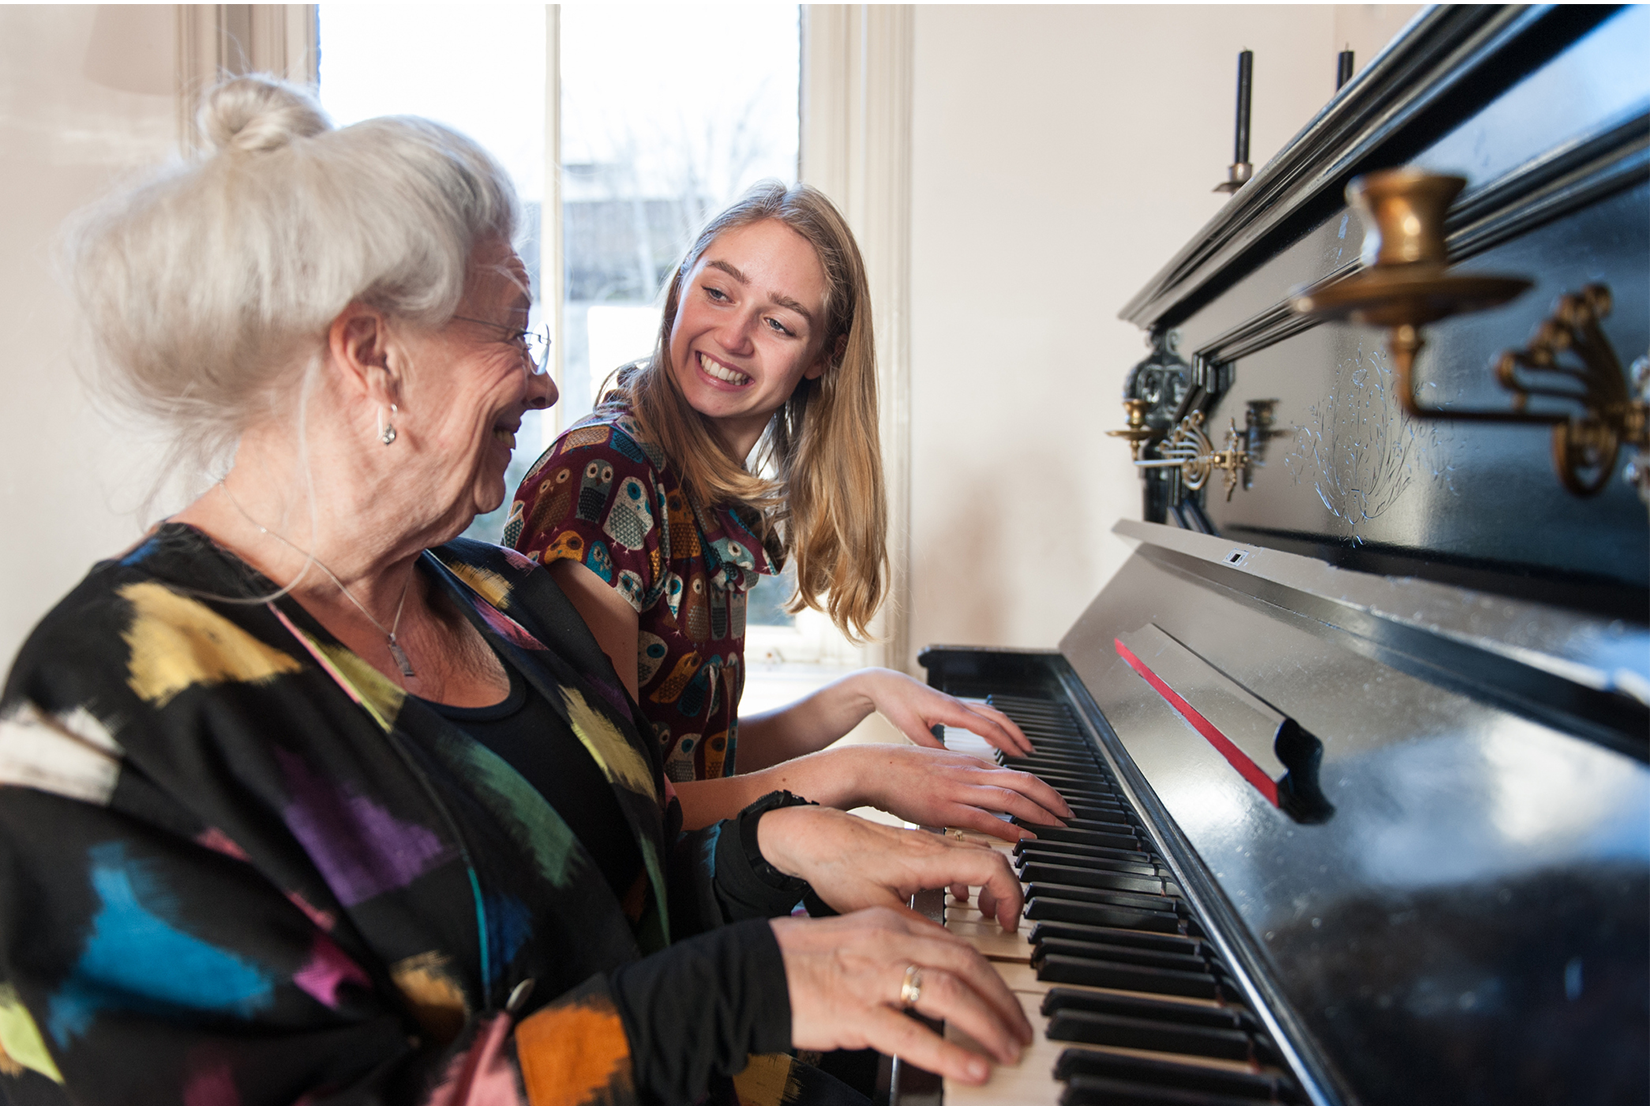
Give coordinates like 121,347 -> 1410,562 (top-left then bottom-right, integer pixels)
857,669 -> 1034,756
734,668 -> 1034,773
836,745 -> 1070,843
755,804 -> 1025,928
771,908 -> 1033,1084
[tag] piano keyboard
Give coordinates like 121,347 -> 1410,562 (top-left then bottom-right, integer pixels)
933,695 -> 1306,1106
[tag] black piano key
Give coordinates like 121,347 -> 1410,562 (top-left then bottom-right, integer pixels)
1014,839 -> 1153,866
1050,790 -> 1128,809
1020,862 -> 1167,895
1037,953 -> 1220,998
1003,749 -> 1100,768
1005,727 -> 1085,742
1029,922 -> 1203,955
1018,815 -> 1139,837
1054,1049 -> 1295,1100
1030,809 -> 1138,830
1063,799 -> 1131,816
1040,988 -> 1259,1032
1025,883 -> 1176,913
1061,1073 -> 1281,1106
1046,1008 -> 1252,1058
1026,771 -> 1116,792
1025,896 -> 1185,932
1016,850 -> 1162,878
1035,937 -> 1216,977
1012,763 -> 1104,782
1022,826 -> 1142,849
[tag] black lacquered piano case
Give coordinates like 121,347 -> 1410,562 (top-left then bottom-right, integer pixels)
903,8 -> 1649,1106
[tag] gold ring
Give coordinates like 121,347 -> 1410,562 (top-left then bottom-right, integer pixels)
899,964 -> 923,1008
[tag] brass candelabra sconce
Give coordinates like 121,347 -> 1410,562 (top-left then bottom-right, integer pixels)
1292,167 -> 1649,500
1108,406 -> 1251,501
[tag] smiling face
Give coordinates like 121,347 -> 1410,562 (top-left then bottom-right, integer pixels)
666,219 -> 831,459
399,237 -> 557,529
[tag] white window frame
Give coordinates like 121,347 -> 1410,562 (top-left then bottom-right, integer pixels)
176,5 -> 318,151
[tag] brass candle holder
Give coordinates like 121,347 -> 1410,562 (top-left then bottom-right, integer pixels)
1292,169 -> 1531,405
1293,168 -> 1647,500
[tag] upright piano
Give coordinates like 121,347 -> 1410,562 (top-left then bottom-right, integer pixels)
900,7 -> 1649,1104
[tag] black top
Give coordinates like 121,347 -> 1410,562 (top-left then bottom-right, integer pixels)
419,662 -> 644,905
416,646 -> 808,1104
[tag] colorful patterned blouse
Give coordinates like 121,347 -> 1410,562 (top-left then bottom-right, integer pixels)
507,400 -> 778,782
0,524 -> 853,1106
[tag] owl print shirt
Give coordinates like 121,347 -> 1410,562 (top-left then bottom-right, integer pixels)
507,400 -> 777,782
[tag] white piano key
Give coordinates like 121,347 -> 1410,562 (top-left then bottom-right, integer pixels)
941,977 -> 1282,1106
943,992 -> 1060,1106
946,917 -> 1034,963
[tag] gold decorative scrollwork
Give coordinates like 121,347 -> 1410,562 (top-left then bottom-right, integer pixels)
1494,286 -> 1649,498
1128,411 -> 1251,501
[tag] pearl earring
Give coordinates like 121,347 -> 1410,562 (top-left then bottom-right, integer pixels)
379,404 -> 399,446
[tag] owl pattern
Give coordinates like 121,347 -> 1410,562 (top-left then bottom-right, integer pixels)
603,477 -> 654,551
662,572 -> 684,621
500,497 -> 527,548
682,574 -> 709,642
577,460 -> 614,522
561,425 -> 611,451
649,653 -> 702,704
709,586 -> 728,641
730,588 -> 747,641
585,540 -> 615,584
666,490 -> 700,559
526,467 -> 574,539
636,632 -> 669,685
700,729 -> 729,780
509,400 -> 777,781
677,656 -> 721,720
544,530 -> 585,563
663,734 -> 699,783
615,569 -> 645,611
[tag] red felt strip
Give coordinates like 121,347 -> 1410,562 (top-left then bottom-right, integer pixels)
1115,637 -> 1279,807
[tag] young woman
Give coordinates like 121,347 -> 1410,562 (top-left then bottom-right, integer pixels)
510,183 -> 1070,836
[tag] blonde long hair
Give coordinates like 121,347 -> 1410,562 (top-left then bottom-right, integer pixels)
612,181 -> 886,641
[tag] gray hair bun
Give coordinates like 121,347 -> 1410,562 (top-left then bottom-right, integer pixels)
199,74 -> 331,155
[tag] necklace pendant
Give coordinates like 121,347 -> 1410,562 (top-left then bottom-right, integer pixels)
388,638 -> 416,679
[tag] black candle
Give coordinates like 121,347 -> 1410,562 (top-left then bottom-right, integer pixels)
1337,49 -> 1355,90
1234,50 -> 1253,166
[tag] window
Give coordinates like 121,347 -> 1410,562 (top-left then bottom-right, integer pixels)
557,6 -> 800,427
317,4 -> 548,543
318,7 -> 800,630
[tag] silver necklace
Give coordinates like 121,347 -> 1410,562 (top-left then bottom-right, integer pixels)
218,482 -> 417,679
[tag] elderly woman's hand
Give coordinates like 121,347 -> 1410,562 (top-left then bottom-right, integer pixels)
771,907 -> 1033,1083
755,804 -> 1025,929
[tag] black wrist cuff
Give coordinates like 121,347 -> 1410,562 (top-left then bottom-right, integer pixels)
738,790 -> 817,892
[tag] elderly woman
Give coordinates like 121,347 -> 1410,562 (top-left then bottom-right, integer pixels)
0,76 -> 1029,1104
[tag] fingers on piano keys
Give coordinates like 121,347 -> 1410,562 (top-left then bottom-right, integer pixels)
935,697 -> 1306,1106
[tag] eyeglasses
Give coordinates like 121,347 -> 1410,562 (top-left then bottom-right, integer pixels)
451,314 -> 553,374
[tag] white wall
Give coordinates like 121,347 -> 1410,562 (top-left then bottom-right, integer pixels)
904,4 -> 1419,666
0,6 -> 177,669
